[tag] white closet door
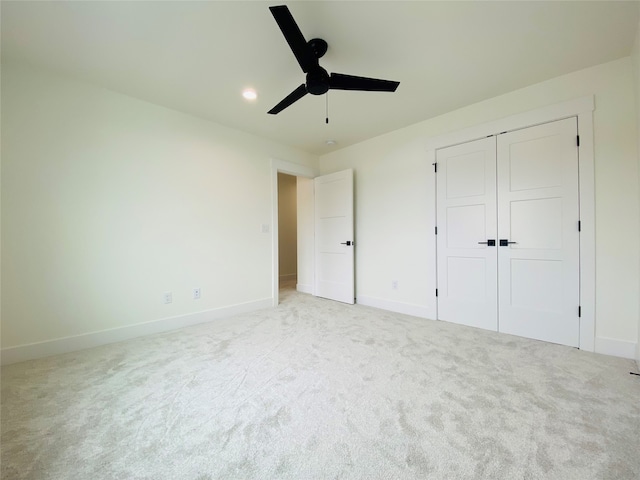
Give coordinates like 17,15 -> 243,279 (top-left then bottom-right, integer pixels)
314,169 -> 355,304
436,137 -> 498,331
496,118 -> 580,346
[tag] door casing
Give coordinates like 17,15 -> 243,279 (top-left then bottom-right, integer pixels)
426,96 -> 595,352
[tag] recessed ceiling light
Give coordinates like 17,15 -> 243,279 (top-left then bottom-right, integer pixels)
242,89 -> 257,101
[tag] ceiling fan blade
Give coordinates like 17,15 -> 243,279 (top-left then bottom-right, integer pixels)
268,84 -> 309,114
269,5 -> 316,73
329,73 -> 400,92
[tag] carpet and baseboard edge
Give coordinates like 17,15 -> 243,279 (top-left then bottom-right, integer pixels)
356,294 -> 433,319
0,298 -> 272,366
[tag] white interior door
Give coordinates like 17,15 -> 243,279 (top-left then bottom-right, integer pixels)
435,118 -> 580,347
497,118 -> 580,346
436,137 -> 498,330
314,169 -> 354,304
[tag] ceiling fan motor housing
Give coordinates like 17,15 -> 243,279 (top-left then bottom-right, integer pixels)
308,38 -> 328,59
306,67 -> 330,95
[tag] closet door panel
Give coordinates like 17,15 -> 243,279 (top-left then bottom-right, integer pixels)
436,137 -> 498,331
496,118 -> 580,347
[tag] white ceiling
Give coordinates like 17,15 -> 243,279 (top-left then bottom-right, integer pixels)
2,1 -> 639,155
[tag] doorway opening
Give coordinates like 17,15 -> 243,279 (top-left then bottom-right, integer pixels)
271,160 -> 354,307
270,159 -> 317,306
277,173 -> 298,293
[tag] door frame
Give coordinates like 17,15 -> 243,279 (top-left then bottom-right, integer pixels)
425,95 -> 595,352
270,158 -> 318,306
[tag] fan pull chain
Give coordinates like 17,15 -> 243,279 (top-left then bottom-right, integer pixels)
326,92 -> 329,124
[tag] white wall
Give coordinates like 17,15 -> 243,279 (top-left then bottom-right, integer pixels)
296,177 -> 314,294
277,173 -> 297,279
320,57 -> 640,359
633,17 -> 640,366
1,62 -> 317,359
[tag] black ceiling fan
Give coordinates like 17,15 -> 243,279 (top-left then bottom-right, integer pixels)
267,5 -> 400,115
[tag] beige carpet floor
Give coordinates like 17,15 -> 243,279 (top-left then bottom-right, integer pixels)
2,285 -> 639,480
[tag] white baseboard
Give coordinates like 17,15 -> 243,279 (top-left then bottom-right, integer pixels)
356,295 -> 432,319
0,298 -> 272,366
594,336 -> 637,360
279,273 -> 296,281
296,283 -> 313,294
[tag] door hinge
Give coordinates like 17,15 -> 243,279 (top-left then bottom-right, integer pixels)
577,135 -> 580,147
435,288 -> 438,297
435,226 -> 438,235
433,162 -> 437,173
578,220 -> 581,232
578,306 -> 582,317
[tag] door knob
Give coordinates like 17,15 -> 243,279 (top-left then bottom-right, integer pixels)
340,241 -> 352,246
478,239 -> 496,246
499,239 -> 517,246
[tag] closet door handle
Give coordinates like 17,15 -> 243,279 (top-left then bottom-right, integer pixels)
499,239 -> 517,246
478,239 -> 496,246
340,241 -> 352,246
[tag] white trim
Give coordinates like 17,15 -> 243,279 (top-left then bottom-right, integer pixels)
296,283 -> 313,294
0,298 -> 272,366
357,295 -> 432,319
426,96 -> 595,352
270,159 -> 318,307
279,273 -> 296,281
426,149 -> 438,321
424,96 -> 594,151
594,336 -> 638,360
576,110 -> 596,352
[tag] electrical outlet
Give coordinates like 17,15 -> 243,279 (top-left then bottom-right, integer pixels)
163,292 -> 173,304
392,280 -> 398,290
193,288 -> 201,300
